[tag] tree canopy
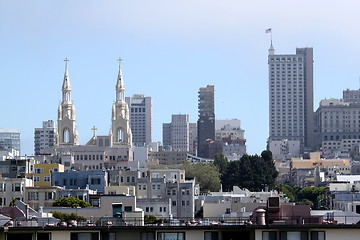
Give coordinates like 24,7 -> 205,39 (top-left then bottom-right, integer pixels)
52,196 -> 91,208
221,151 -> 278,192
179,162 -> 221,193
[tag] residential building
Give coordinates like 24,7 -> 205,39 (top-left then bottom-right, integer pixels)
343,89 -> 360,103
215,119 -> 245,141
44,194 -> 143,225
51,170 -> 108,194
197,85 -> 215,158
126,94 -> 152,146
25,186 -> 60,209
290,152 -> 351,186
315,97 -> 360,153
0,156 -> 35,178
26,163 -> 64,187
268,46 -> 314,151
34,120 -> 57,155
0,129 -> 20,156
268,139 -> 301,160
163,114 -> 191,151
0,178 -> 33,207
189,123 -> 197,152
148,150 -> 193,165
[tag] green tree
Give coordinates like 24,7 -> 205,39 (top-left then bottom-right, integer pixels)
144,215 -> 157,224
180,162 -> 221,193
221,151 -> 278,191
52,196 -> 91,208
297,187 -> 325,210
213,153 -> 229,175
51,211 -> 87,222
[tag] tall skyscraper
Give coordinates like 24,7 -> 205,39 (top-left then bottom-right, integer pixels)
268,46 -> 314,149
126,94 -> 152,146
197,85 -> 215,158
0,128 -> 20,155
163,114 -> 191,151
57,58 -> 79,146
34,120 -> 57,155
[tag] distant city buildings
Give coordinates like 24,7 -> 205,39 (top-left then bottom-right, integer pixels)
34,120 -> 57,156
163,114 -> 195,152
126,94 -> 152,147
315,89 -> 360,155
197,85 -> 215,158
0,128 -> 20,156
268,46 -> 314,155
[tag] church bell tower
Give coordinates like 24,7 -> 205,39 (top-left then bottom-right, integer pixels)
57,58 -> 79,146
111,58 -> 132,146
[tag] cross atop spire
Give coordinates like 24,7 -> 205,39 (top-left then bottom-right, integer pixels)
91,126 -> 97,137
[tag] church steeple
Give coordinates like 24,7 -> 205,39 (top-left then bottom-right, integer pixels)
58,58 -> 79,146
116,57 -> 125,102
62,58 -> 72,103
111,58 -> 132,146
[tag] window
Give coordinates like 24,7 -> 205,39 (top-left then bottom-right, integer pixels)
91,178 -> 101,185
101,232 -> 116,240
263,231 -> 276,240
140,232 -> 155,240
34,177 -> 40,182
35,168 -> 44,173
205,232 -> 218,240
13,183 -> 21,191
158,232 -> 184,240
280,231 -> 308,240
70,232 -> 99,240
311,231 -> 325,240
46,192 -> 54,200
63,128 -> 70,143
124,206 -> 133,212
44,176 -> 50,182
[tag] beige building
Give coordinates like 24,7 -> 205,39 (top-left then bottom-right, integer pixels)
0,178 -> 33,207
291,152 -> 350,169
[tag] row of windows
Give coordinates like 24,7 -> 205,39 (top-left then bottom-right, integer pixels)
76,155 -> 103,161
131,107 -> 146,113
145,206 -> 167,213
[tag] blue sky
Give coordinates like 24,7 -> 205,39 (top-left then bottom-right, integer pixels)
1,1 -> 360,156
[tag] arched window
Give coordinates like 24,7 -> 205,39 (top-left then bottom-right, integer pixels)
117,128 -> 124,142
65,92 -> 69,101
63,128 -> 70,143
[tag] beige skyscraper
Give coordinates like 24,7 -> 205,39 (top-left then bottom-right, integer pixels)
111,58 -> 132,146
268,45 -> 314,150
57,58 -> 79,146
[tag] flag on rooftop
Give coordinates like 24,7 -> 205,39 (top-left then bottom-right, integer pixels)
265,28 -> 272,33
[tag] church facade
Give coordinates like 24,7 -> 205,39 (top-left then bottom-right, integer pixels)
53,59 -> 135,171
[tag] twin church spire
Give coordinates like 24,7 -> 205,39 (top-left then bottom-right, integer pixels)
57,58 -> 132,147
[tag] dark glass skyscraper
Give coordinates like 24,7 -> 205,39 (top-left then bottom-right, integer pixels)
197,85 -> 215,158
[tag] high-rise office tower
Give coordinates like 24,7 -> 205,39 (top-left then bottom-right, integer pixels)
163,114 -> 191,151
268,45 -> 314,149
197,85 -> 215,158
126,94 -> 152,146
34,120 -> 57,155
0,129 -> 20,155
